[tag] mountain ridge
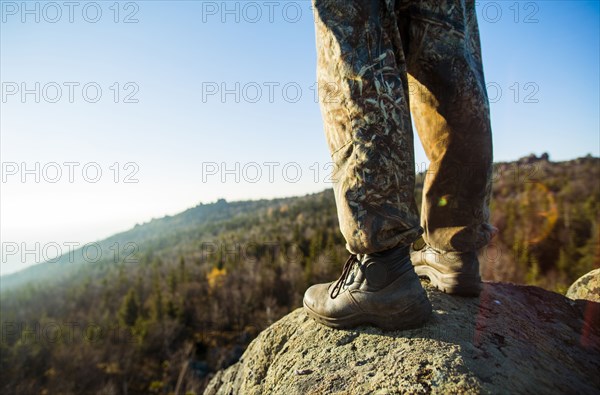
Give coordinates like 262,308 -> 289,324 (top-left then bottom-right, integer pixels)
3,154 -> 597,292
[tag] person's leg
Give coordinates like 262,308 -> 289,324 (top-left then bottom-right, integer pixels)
314,0 -> 421,255
399,0 -> 495,294
303,0 -> 431,330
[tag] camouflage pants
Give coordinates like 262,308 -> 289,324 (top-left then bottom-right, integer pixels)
314,0 -> 495,254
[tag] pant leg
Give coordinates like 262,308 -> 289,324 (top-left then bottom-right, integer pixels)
313,0 -> 422,255
398,0 -> 496,253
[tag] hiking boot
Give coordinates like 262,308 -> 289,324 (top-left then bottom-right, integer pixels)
303,246 -> 432,331
410,238 -> 482,296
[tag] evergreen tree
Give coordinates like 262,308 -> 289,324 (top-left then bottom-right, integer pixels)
119,289 -> 140,328
151,288 -> 164,322
179,255 -> 187,283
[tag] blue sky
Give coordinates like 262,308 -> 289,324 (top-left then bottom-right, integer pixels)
1,1 -> 599,275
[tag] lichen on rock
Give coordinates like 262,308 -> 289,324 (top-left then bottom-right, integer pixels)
567,268 -> 600,303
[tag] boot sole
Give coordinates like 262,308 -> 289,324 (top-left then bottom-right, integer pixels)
303,294 -> 432,331
414,264 -> 481,296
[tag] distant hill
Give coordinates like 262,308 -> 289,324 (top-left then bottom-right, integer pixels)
1,154 -> 598,394
1,195 -> 306,290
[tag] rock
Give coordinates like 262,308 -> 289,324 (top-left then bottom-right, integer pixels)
205,282 -> 600,395
567,269 -> 600,303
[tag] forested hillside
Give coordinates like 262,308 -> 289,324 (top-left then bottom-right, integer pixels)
1,155 -> 598,394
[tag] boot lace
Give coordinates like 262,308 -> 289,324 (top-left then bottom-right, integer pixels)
330,254 -> 360,299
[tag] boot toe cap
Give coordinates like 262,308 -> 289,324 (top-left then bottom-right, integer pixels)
303,282 -> 331,312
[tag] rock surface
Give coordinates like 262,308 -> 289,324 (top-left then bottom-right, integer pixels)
205,282 -> 600,394
567,268 -> 600,303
